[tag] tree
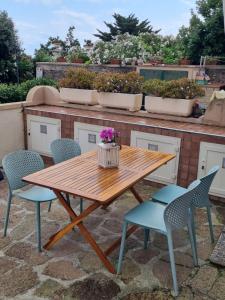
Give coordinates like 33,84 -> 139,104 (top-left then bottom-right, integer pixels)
177,0 -> 225,64
0,10 -> 21,83
94,13 -> 160,41
34,26 -> 80,61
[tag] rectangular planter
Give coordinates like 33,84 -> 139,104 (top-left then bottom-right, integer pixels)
98,92 -> 142,112
145,96 -> 195,117
60,88 -> 98,105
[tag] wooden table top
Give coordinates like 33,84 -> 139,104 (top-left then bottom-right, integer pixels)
23,146 -> 175,203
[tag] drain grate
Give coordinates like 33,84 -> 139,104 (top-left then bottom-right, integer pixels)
210,228 -> 225,266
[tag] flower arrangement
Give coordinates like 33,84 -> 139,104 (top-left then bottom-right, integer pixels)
94,71 -> 144,94
98,128 -> 120,168
99,128 -> 119,144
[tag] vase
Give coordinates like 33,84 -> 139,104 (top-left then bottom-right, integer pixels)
97,143 -> 120,168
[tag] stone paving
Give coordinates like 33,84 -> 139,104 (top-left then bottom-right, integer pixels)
0,179 -> 225,300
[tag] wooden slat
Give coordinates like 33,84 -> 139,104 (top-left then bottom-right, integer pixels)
23,146 -> 175,203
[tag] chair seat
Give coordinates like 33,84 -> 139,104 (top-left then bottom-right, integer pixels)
125,201 -> 167,233
15,186 -> 57,202
152,184 -> 187,205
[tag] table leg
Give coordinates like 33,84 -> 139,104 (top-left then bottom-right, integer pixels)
44,190 -> 116,274
130,186 -> 144,203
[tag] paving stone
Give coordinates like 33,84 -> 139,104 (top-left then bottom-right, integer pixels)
0,265 -> 39,297
0,256 -> 17,274
119,258 -> 141,284
188,265 -> 218,294
176,287 -> 193,300
83,215 -> 103,229
79,252 -> 104,273
102,218 -> 123,234
187,239 -> 213,261
6,241 -> 50,265
196,224 -> 223,241
121,290 -> 173,300
153,229 -> 189,250
152,260 -> 192,288
43,260 -> 86,280
34,279 -> 64,299
131,247 -> 160,264
11,214 -> 35,240
216,207 -> 225,224
208,273 -> 225,300
161,252 -> 194,268
0,236 -> 11,250
53,272 -> 121,300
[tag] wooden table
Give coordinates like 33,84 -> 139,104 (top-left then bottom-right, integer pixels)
23,145 -> 175,273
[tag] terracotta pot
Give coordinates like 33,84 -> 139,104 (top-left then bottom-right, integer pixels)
72,58 -> 84,64
56,56 -> 66,62
179,58 -> 191,65
110,59 -> 122,65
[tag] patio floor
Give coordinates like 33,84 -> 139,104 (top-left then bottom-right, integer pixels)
0,179 -> 225,300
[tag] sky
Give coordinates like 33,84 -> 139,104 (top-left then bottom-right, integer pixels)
0,0 -> 196,55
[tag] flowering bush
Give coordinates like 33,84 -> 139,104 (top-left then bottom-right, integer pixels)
143,78 -> 205,99
94,71 -> 144,94
59,68 -> 96,89
90,33 -> 161,65
99,128 -> 119,144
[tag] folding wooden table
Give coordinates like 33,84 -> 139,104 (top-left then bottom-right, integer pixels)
23,145 -> 175,273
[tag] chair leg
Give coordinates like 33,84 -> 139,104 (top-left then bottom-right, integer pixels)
190,207 -> 197,256
207,206 -> 214,243
80,198 -> 83,213
3,193 -> 12,237
187,218 -> 198,266
35,202 -> 42,252
144,228 -> 150,249
167,230 -> 178,297
117,221 -> 128,274
48,201 -> 52,212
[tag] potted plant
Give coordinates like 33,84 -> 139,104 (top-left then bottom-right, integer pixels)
66,48 -> 89,64
57,56 -> 66,62
94,71 -> 144,112
143,78 -> 205,117
179,58 -> 191,65
98,128 -> 120,168
59,68 -> 98,105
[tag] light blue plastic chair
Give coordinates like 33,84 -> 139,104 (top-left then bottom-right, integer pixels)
152,166 -> 219,243
2,150 -> 57,252
49,138 -> 83,212
117,180 -> 200,296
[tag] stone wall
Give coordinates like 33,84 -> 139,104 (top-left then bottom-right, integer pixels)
36,62 -> 136,80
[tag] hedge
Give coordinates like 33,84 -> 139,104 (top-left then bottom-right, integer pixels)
0,78 -> 57,104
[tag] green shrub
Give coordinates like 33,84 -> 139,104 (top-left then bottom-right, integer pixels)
0,78 -> 57,103
59,68 -> 96,89
143,79 -> 166,97
143,78 -> 205,99
93,71 -> 144,94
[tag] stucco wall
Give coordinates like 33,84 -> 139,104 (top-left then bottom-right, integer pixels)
0,103 -> 25,163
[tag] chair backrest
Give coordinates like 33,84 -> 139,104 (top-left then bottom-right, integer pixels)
192,165 -> 220,207
51,138 -> 81,164
2,150 -> 44,191
164,179 -> 201,230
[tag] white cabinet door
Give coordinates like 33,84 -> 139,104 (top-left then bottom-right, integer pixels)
131,131 -> 180,184
198,142 -> 225,197
74,122 -> 104,153
27,115 -> 61,156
